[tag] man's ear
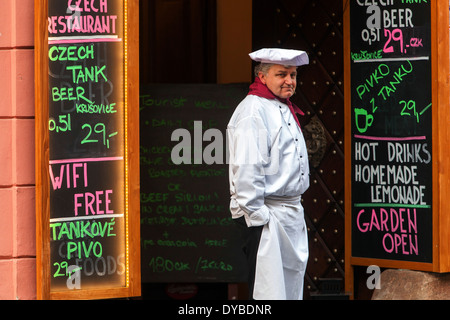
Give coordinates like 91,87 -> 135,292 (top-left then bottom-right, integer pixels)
258,72 -> 266,85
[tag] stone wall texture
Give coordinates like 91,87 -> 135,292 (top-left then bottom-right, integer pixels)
372,269 -> 450,300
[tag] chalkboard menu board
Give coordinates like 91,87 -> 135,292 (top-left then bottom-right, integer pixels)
140,84 -> 249,283
35,0 -> 140,298
349,1 -> 433,263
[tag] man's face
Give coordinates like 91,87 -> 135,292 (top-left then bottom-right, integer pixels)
259,65 -> 297,99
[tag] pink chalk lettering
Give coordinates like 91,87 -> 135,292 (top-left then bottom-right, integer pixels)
49,163 -> 88,190
74,189 -> 114,216
383,233 -> 419,256
68,0 -> 108,13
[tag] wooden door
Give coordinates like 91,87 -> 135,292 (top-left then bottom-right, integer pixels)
253,0 -> 345,299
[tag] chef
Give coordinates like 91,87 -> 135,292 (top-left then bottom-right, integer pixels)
227,48 -> 310,300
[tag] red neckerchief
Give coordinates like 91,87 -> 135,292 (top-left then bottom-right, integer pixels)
248,77 -> 304,129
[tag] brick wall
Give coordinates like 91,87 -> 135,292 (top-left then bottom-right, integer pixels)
0,0 -> 36,300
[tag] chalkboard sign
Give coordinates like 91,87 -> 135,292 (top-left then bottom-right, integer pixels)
35,0 -> 140,299
349,1 -> 433,263
140,83 -> 249,283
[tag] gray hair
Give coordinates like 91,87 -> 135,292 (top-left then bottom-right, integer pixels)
254,63 -> 275,77
254,63 -> 297,77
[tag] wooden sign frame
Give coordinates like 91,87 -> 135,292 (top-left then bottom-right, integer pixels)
35,0 -> 140,300
344,0 -> 450,297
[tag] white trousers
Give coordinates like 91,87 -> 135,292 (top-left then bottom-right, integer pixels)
253,196 -> 309,300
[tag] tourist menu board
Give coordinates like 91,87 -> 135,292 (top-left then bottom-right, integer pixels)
139,84 -> 249,283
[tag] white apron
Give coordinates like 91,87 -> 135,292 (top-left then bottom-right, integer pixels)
253,196 -> 309,300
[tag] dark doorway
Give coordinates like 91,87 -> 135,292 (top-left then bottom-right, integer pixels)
139,0 -> 227,300
138,0 -> 354,300
139,0 -> 217,84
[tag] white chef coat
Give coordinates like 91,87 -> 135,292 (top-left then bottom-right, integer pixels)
227,94 -> 310,300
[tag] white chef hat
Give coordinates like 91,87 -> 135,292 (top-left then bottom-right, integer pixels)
249,48 -> 309,66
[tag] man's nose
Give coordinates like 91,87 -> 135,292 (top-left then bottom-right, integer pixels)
284,76 -> 293,85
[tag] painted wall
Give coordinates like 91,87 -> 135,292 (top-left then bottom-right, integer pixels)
0,0 -> 36,300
